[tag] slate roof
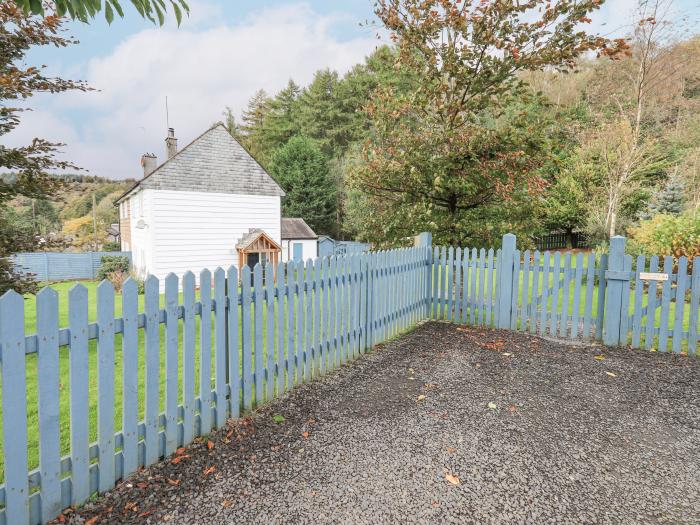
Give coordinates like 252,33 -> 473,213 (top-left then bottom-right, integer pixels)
116,123 -> 284,203
281,218 -> 317,240
236,229 -> 281,250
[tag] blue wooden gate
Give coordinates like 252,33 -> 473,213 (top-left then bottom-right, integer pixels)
430,234 -> 699,355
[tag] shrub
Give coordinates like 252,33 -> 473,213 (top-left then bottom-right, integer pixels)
97,255 -> 129,281
628,211 -> 700,271
105,270 -> 144,294
102,241 -> 121,251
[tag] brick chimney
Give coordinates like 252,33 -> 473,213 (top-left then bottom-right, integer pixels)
165,127 -> 177,159
141,153 -> 157,176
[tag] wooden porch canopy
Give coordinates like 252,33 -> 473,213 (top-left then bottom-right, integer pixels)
236,229 -> 281,279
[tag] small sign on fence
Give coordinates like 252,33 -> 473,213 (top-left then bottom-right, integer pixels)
639,272 -> 669,282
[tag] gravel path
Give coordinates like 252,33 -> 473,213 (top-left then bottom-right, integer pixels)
60,322 -> 700,524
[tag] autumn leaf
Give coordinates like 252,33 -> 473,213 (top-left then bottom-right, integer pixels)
203,465 -> 216,476
508,404 -> 517,413
487,402 -> 497,409
445,473 -> 461,485
85,516 -> 99,525
417,394 -> 426,402
446,447 -> 457,454
175,447 -> 186,455
222,499 -> 233,508
301,431 -> 310,439
167,478 -> 180,486
170,454 -> 190,465
606,371 -> 618,377
207,440 -> 215,450
594,355 -> 605,361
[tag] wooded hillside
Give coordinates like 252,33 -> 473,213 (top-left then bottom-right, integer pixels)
1,174 -> 132,251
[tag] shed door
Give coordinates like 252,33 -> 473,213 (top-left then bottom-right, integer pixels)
293,242 -> 303,262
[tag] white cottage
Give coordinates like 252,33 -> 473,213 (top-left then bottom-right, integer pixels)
281,218 -> 318,262
116,123 -> 285,282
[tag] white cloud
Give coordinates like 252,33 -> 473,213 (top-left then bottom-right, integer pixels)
7,2 -> 379,180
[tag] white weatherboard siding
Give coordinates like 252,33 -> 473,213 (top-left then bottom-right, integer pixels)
137,189 -> 281,282
281,239 -> 317,263
129,189 -> 155,278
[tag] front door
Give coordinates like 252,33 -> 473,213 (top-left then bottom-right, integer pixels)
247,252 -> 259,269
293,242 -> 303,262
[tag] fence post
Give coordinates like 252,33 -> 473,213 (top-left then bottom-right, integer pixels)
603,235 -> 626,346
414,232 -> 433,318
496,233 -> 516,329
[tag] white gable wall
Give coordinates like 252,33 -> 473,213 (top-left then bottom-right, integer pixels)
128,189 -> 281,282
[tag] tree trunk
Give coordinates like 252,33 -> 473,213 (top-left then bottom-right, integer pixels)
608,209 -> 617,239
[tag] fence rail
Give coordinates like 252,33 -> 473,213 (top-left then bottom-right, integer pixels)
1,234 -> 698,524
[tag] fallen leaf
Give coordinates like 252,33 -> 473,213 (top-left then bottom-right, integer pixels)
594,355 -> 605,360
167,479 -> 180,486
487,402 -> 497,409
272,414 -> 285,424
502,352 -> 512,357
170,454 -> 190,465
207,440 -> 215,450
175,447 -> 186,455
138,510 -> 153,518
203,466 -> 216,476
606,371 -> 618,377
124,502 -> 138,512
417,394 -> 426,402
445,473 -> 461,485
86,516 -> 99,525
222,499 -> 233,508
226,429 -> 234,439
446,447 -> 457,454
508,404 -> 517,413
301,431 -> 310,439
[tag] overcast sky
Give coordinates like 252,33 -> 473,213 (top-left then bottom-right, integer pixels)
5,0 -> 699,180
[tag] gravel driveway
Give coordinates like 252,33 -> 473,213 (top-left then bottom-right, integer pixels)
60,322 -> 700,524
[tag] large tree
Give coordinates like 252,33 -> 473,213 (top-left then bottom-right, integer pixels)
0,4 -> 89,293
268,136 -> 337,235
349,0 -> 627,246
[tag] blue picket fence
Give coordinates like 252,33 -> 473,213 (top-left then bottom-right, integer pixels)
11,252 -> 132,282
0,246 -> 432,525
0,233 -> 698,524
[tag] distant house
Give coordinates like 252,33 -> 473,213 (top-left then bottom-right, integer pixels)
115,123 -> 285,282
281,218 -> 318,262
105,223 -> 120,244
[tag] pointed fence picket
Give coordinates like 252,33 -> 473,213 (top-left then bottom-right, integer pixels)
0,236 -> 697,525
